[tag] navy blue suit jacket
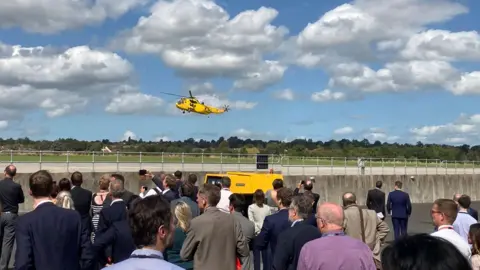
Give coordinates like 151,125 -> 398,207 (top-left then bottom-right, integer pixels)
255,208 -> 291,256
96,200 -> 128,234
90,219 -> 135,264
386,190 -> 412,219
15,201 -> 92,270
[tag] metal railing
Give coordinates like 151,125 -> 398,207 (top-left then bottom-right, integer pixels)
0,150 -> 478,175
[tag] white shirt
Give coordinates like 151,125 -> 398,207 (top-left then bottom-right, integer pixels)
144,187 -> 162,198
217,188 -> 232,213
431,225 -> 472,259
110,198 -> 123,206
291,219 -> 303,227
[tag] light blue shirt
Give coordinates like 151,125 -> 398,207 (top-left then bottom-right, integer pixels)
102,248 -> 185,270
453,211 -> 477,243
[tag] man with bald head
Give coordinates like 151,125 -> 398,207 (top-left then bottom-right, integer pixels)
0,164 -> 25,269
342,192 -> 389,269
297,202 -> 376,270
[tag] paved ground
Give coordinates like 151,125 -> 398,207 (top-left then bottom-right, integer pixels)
1,162 -> 477,175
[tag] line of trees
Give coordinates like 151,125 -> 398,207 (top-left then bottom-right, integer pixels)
0,136 -> 478,161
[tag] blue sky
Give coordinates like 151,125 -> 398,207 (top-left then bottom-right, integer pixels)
0,0 -> 480,144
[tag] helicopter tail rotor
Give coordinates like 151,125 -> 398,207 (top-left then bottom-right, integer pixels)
223,105 -> 230,112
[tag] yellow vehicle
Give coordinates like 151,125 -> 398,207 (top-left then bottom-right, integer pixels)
159,90 -> 230,115
204,171 -> 283,213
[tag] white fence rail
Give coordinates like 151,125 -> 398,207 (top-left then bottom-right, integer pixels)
0,150 -> 477,175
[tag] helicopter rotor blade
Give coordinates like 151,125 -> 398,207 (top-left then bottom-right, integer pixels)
157,91 -> 189,98
189,90 -> 194,98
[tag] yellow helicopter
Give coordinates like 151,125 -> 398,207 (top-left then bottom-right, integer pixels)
159,90 -> 230,115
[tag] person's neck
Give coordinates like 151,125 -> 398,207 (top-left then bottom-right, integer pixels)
33,197 -> 51,207
142,244 -> 164,253
278,205 -> 287,210
459,207 -> 469,212
321,225 -> 343,234
437,222 -> 453,228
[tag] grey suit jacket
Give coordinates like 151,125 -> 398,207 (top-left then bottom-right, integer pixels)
180,207 -> 249,270
232,211 -> 255,270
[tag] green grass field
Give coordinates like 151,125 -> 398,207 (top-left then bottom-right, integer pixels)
0,152 -> 477,168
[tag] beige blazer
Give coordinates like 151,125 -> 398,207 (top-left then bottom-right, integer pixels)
180,207 -> 249,270
343,204 -> 390,261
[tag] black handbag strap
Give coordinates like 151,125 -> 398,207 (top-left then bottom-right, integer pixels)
357,206 -> 366,243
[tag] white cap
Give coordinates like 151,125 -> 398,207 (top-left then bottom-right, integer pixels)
309,176 -> 315,180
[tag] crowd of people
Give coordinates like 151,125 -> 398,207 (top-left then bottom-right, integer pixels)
0,164 -> 480,269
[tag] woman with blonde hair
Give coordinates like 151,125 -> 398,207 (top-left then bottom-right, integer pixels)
91,173 -> 111,242
55,178 -> 75,210
165,201 -> 193,270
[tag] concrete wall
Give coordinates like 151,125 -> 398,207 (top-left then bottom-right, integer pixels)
13,172 -> 480,212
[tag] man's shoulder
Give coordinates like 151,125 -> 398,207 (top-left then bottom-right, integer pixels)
103,258 -> 184,270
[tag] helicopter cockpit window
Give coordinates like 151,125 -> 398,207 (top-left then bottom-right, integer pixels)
178,98 -> 185,104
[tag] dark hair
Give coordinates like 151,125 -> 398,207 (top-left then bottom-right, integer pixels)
51,181 -> 59,198
381,233 -> 471,270
187,174 -> 197,185
272,179 -> 283,190
180,182 -> 195,198
276,187 -> 293,207
222,177 -> 231,188
111,173 -> 125,182
395,181 -> 402,189
433,198 -> 458,224
376,181 -> 382,188
470,223 -> 480,255
29,170 -> 54,197
303,191 -> 315,205
304,181 -> 313,191
458,195 -> 471,209
342,192 -> 356,206
164,175 -> 177,190
290,195 -> 312,219
174,170 -> 182,179
4,165 -> 16,177
70,171 -> 83,186
58,178 -> 71,191
198,183 -> 221,206
253,189 -> 265,206
229,193 -> 246,213
129,195 -> 172,248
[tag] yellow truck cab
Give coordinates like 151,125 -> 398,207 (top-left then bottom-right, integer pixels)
203,171 -> 284,214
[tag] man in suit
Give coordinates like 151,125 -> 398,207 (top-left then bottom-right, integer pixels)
70,171 -> 93,235
255,187 -> 293,269
171,182 -> 200,218
103,195 -> 183,270
343,192 -> 390,269
0,165 -> 24,270
15,170 -> 92,270
103,174 -> 135,208
229,194 -> 255,270
96,177 -> 128,234
180,184 -> 249,270
90,219 -> 135,264
161,174 -> 179,202
293,177 -> 320,211
387,181 -> 412,240
366,180 -> 386,220
454,193 -> 478,221
273,195 -> 322,270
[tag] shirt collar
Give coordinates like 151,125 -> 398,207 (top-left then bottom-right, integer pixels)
131,248 -> 164,258
321,230 -> 345,237
111,198 -> 123,206
291,219 -> 303,227
438,225 -> 454,230
162,188 -> 170,194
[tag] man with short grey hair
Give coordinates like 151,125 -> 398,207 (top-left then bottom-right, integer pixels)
97,177 -> 128,234
272,195 -> 322,270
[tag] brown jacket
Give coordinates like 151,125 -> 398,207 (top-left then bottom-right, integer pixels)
180,207 -> 249,270
343,204 -> 390,261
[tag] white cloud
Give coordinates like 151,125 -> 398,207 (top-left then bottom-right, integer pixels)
363,128 -> 399,142
0,42 -> 135,121
122,130 -> 137,141
273,89 -> 295,100
105,92 -> 166,115
410,113 -> 480,144
0,0 -> 148,34
230,128 -> 273,140
113,0 -> 289,91
0,120 -> 8,130
334,126 -> 354,135
311,89 -> 346,102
